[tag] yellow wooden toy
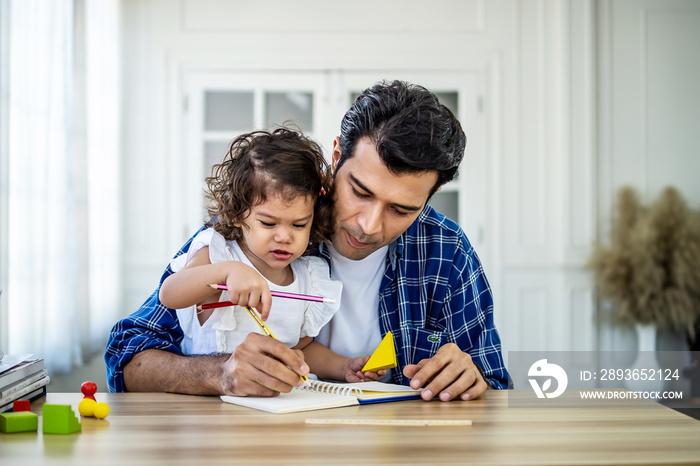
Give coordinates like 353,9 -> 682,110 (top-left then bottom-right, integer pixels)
93,402 -> 110,419
78,398 -> 97,417
361,331 -> 397,372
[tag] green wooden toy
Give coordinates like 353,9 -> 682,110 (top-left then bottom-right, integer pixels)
42,404 -> 81,434
0,411 -> 39,433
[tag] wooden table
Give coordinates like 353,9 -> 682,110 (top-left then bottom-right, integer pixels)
1,390 -> 699,465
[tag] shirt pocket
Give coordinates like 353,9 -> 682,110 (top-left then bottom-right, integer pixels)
409,327 -> 447,363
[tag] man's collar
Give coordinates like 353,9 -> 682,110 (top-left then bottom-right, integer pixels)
388,235 -> 402,271
319,236 -> 403,271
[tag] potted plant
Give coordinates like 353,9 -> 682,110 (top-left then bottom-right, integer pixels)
587,186 -> 700,396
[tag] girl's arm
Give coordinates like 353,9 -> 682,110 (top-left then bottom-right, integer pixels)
159,247 -> 273,319
300,341 -> 385,383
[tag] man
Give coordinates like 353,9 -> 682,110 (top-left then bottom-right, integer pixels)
105,80 -> 509,401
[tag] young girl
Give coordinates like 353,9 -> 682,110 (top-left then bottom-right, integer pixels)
159,128 -> 380,383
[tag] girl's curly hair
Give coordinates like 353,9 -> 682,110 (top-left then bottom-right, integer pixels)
204,128 -> 334,252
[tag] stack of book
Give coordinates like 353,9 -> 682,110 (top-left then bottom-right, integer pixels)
0,355 -> 49,413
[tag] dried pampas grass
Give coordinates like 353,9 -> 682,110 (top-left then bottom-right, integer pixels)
587,186 -> 700,337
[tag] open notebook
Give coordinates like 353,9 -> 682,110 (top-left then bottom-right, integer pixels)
221,380 -> 422,414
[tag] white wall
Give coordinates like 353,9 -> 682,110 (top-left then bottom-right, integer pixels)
118,0 -> 699,361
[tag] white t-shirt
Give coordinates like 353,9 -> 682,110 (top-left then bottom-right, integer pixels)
170,228 -> 342,355
315,241 -> 388,377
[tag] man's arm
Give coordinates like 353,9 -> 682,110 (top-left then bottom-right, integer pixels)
124,334 -> 310,396
124,349 -> 228,394
105,225 -> 309,395
401,232 -> 509,401
106,279 -> 310,395
105,288 -> 187,392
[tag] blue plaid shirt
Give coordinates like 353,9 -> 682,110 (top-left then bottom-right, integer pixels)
105,205 -> 510,392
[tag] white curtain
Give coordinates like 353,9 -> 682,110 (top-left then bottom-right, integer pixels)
4,0 -> 121,374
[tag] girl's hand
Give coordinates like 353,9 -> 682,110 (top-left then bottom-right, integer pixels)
341,356 -> 386,383
224,262 -> 273,320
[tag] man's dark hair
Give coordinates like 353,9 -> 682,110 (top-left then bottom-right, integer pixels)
337,80 -> 466,197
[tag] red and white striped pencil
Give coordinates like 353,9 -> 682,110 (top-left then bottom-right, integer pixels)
206,284 -> 336,304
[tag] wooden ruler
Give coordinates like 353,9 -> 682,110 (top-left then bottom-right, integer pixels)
305,418 -> 472,427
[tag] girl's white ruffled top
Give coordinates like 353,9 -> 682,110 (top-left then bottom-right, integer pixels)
170,228 -> 342,354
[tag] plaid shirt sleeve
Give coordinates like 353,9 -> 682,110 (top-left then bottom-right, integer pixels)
104,226 -> 206,392
381,207 -> 510,390
441,241 -> 510,389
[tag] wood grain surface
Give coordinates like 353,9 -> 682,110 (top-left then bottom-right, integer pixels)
1,390 -> 699,465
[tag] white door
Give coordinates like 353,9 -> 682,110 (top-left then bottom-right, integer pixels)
180,70 -> 488,266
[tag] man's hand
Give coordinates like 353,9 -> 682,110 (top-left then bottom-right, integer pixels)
402,343 -> 489,401
220,333 -> 309,397
340,356 -> 386,383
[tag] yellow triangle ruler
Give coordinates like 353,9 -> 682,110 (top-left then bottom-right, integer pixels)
361,331 -> 397,372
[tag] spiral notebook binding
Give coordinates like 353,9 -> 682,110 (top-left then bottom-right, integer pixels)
300,380 -> 363,397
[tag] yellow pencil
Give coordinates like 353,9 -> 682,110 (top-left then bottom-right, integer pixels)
243,306 -> 311,387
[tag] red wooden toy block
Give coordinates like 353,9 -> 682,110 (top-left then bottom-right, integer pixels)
13,400 -> 31,412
